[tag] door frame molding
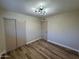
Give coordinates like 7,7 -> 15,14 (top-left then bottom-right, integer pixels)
3,17 -> 17,52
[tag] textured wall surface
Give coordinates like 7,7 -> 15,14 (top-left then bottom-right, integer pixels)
46,11 -> 79,51
0,10 -> 41,53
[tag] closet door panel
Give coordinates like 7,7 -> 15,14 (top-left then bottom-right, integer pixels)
16,20 -> 26,47
4,19 -> 16,51
41,21 -> 48,40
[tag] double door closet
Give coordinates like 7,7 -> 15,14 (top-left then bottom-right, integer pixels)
4,18 -> 26,51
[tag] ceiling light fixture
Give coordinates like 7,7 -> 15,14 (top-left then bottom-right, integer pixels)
33,4 -> 47,15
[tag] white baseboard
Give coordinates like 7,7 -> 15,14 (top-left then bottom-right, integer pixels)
26,37 -> 41,44
48,40 -> 79,53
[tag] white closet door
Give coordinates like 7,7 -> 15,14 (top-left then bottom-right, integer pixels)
16,20 -> 26,47
41,21 -> 48,40
4,19 -> 16,51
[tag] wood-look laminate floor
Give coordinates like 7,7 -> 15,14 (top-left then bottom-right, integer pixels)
2,40 -> 79,59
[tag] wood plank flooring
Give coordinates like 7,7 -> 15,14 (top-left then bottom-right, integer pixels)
1,40 -> 79,59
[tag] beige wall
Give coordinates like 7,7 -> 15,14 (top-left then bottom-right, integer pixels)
26,17 -> 41,42
46,11 -> 79,52
0,18 -> 6,54
0,10 -> 41,53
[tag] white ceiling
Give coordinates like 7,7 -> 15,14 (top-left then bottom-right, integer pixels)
0,0 -> 79,17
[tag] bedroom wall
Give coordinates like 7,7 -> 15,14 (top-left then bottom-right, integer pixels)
0,10 -> 41,53
26,17 -> 41,43
46,11 -> 79,52
0,17 -> 6,54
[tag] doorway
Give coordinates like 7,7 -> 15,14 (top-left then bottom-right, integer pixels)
4,18 -> 17,51
41,20 -> 48,40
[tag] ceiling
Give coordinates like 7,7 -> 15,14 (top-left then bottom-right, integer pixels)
0,0 -> 79,17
